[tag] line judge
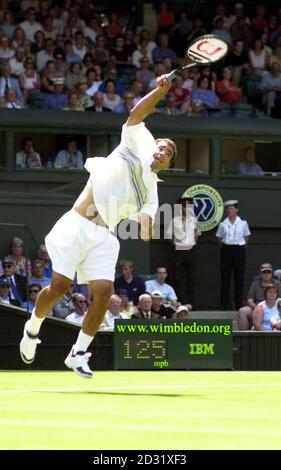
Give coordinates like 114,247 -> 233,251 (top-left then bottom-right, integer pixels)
216,200 -> 251,310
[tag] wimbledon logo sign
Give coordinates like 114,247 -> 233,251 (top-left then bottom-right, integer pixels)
181,184 -> 223,232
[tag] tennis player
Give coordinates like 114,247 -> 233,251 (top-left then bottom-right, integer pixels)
20,75 -> 177,378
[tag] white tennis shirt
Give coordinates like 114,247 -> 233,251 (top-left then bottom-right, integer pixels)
85,122 -> 160,231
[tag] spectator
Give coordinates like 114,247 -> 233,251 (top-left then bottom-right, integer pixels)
253,283 -> 279,331
145,266 -> 178,305
216,200 -> 251,310
135,56 -> 155,90
216,67 -> 242,105
41,15 -> 58,41
249,38 -> 269,77
191,75 -> 220,113
110,35 -> 132,67
239,146 -> 263,176
151,290 -> 174,318
156,2 -> 175,34
115,288 -> 136,318
21,283 -> 41,311
212,17 -> 232,45
7,237 -> 31,277
85,68 -> 102,97
84,17 -> 102,45
260,62 -> 281,115
19,7 -> 42,43
30,30 -> 46,54
65,293 -> 87,325
0,35 -> 15,65
29,259 -> 51,288
152,33 -> 178,65
40,60 -> 56,94
176,305 -> 189,320
229,16 -> 253,50
98,67 -> 124,97
99,294 -> 126,331
105,12 -> 123,44
43,77 -> 68,110
52,284 -> 75,319
0,11 -> 15,40
271,298 -> 281,330
11,27 -> 26,51
0,63 -> 24,103
91,34 -> 109,67
113,90 -> 135,114
36,37 -> 54,72
114,259 -> 145,306
0,87 -> 24,109
55,137 -> 84,169
212,3 -> 231,30
0,277 -> 19,306
186,17 -> 206,43
158,92 -> 188,115
63,91 -> 84,111
64,39 -> 81,65
102,79 -> 121,111
37,244 -> 52,278
76,79 -> 92,109
8,47 -> 25,76
16,136 -> 42,168
225,39 -> 250,86
85,90 -> 111,112
169,76 -> 191,109
238,262 -> 281,330
1,255 -> 27,303
170,9 -> 192,57
19,56 -> 41,103
132,293 -> 160,320
229,3 -> 251,28
73,30 -> 88,60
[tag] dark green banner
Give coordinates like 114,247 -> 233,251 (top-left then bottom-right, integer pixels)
114,320 -> 233,370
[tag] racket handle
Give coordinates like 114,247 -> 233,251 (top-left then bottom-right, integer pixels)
163,69 -> 178,81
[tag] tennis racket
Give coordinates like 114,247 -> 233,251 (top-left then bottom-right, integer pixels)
163,34 -> 230,81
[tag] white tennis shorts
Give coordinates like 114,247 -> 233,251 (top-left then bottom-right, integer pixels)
45,209 -> 120,283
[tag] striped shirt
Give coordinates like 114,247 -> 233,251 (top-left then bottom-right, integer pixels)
84,122 -> 160,231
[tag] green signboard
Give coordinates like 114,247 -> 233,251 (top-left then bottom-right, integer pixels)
114,320 -> 233,370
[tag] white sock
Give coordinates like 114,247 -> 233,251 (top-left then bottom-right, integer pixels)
73,330 -> 94,354
27,309 -> 45,336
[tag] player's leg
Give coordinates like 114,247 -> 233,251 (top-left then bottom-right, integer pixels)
20,272 -> 72,364
64,279 -> 113,378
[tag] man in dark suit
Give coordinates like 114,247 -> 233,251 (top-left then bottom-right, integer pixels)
132,293 -> 160,320
0,64 -> 24,103
1,256 -> 27,303
85,91 -> 112,112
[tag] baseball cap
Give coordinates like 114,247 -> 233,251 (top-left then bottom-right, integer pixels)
176,305 -> 189,314
151,290 -> 163,298
260,263 -> 273,272
235,3 -> 244,9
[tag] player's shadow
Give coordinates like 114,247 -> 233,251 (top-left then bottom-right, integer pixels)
48,391 -> 202,398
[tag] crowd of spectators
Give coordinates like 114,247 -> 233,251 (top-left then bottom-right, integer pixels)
1,234 -> 281,332
1,2 -> 281,117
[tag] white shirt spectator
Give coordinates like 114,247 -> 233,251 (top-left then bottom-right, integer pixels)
167,214 -> 201,250
216,216 -> 251,245
55,149 -> 84,170
36,50 -> 54,72
145,279 -> 177,302
65,311 -> 85,325
19,20 -> 42,42
9,57 -> 25,76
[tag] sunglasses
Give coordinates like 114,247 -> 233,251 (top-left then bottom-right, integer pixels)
30,289 -> 40,293
3,264 -> 13,268
261,270 -> 272,274
77,300 -> 87,304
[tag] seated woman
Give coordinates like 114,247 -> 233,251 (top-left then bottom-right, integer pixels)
191,75 -> 221,113
216,67 -> 242,105
253,283 -> 279,331
19,56 -> 41,103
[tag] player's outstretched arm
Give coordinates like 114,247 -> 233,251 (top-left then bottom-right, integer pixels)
126,76 -> 171,126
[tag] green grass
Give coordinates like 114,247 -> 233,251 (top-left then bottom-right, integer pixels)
0,370 -> 281,450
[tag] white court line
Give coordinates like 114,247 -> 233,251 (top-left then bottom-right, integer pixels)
0,382 -> 281,394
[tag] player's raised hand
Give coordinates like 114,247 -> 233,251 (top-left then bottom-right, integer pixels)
156,75 -> 171,91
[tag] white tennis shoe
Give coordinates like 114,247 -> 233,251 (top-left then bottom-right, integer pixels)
19,320 -> 41,364
64,347 -> 93,378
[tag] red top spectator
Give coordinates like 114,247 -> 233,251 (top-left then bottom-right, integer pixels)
216,67 -> 241,104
